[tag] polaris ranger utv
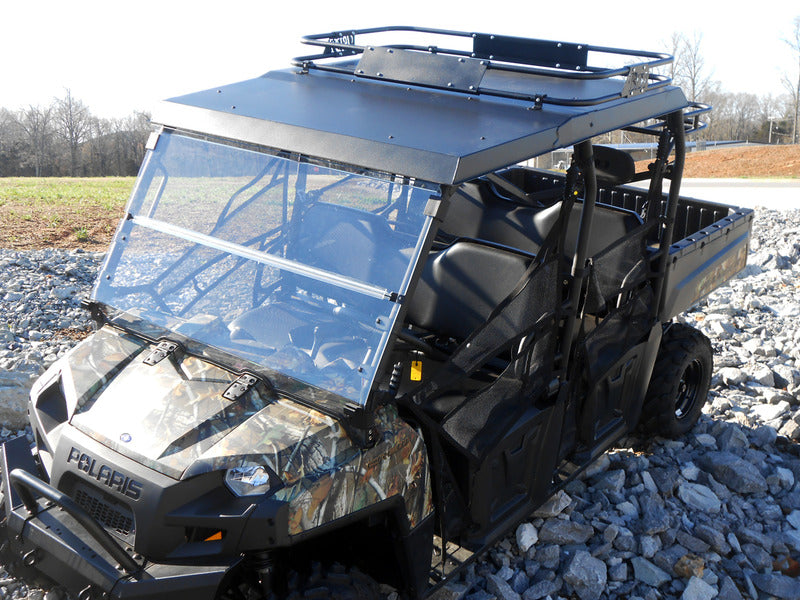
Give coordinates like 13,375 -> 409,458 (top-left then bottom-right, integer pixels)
0,27 -> 753,600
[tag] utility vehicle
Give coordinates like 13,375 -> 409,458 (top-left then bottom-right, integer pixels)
0,27 -> 753,600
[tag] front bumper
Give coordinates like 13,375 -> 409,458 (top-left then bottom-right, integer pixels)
0,436 -> 238,600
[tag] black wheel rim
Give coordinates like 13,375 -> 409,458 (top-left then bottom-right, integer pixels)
675,359 -> 702,419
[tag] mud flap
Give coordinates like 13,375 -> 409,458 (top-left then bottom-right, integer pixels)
0,436 -> 237,600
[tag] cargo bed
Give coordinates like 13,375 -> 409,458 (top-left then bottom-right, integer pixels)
596,183 -> 754,320
497,166 -> 754,321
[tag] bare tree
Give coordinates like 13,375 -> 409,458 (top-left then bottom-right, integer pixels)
14,105 -> 55,177
664,32 -> 685,83
731,93 -> 760,140
783,16 -> 800,144
54,89 -> 91,176
0,108 -> 25,176
675,33 -> 713,104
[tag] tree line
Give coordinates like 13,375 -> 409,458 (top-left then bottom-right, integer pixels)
663,22 -> 800,145
1,20 -> 798,179
0,90 -> 151,177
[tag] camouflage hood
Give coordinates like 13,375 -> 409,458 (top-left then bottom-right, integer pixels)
60,326 -> 353,481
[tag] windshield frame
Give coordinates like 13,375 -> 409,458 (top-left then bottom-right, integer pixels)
92,129 -> 440,410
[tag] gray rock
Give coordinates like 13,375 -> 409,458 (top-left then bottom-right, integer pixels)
538,519 -> 593,545
521,579 -> 558,600
717,575 -> 744,600
639,493 -> 671,535
726,532 -> 742,554
641,471 -> 658,494
751,400 -> 790,422
697,451 -> 768,494
515,523 -> 538,554
694,523 -> 731,555
680,576 -> 717,600
639,535 -> 661,559
779,419 -> 800,440
532,490 -> 571,518
737,527 -> 774,553
675,530 -> 710,555
741,543 -> 772,570
750,572 -> 800,600
750,365 -> 775,387
719,367 -> 747,385
716,425 -> 749,452
485,573 -> 521,600
783,528 -> 800,551
787,509 -> 800,530
593,469 -> 625,494
751,424 -> 778,447
612,530 -> 637,552
608,560 -> 628,582
652,543 -> 689,575
562,551 -> 606,600
649,466 -> 679,496
631,556 -> 671,587
774,363 -> 800,387
510,571 -> 529,595
534,544 -> 560,570
681,462 -> 701,481
677,482 -> 721,513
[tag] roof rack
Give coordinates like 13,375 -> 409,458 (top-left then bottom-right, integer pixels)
625,102 -> 711,136
292,26 -> 674,107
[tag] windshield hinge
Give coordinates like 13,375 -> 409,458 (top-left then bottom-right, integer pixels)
222,374 -> 259,401
79,298 -> 106,326
342,406 -> 378,449
143,340 -> 180,366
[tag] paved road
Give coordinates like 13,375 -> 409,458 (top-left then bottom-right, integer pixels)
642,178 -> 800,210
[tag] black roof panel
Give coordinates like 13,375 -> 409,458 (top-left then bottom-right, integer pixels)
153,29 -> 690,185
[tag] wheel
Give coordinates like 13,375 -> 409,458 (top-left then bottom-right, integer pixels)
285,563 -> 381,600
640,323 -> 712,438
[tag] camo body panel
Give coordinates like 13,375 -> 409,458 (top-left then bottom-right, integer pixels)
49,326 -> 433,532
272,403 -> 433,534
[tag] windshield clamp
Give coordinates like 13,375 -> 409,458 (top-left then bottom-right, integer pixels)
143,340 -> 180,366
222,374 -> 259,401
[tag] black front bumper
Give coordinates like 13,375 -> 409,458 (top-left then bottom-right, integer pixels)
0,436 -> 239,600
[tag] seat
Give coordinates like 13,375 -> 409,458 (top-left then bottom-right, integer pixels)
441,180 -> 643,261
406,241 -> 533,342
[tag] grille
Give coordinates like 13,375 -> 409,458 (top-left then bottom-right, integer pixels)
73,484 -> 135,539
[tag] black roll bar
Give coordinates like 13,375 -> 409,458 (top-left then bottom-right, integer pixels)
652,110 -> 687,318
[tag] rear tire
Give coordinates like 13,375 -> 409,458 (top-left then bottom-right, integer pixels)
640,323 -> 712,438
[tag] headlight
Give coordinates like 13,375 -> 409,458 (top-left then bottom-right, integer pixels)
224,465 -> 273,497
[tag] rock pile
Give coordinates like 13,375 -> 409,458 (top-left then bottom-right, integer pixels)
1,209 -> 799,599
0,248 -> 101,428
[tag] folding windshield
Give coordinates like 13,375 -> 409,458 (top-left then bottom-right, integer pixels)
93,132 -> 436,405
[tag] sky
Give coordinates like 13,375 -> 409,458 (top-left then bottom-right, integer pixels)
1,0 -> 798,119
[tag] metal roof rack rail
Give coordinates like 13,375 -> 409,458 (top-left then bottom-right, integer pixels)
625,102 -> 711,136
292,26 -> 674,107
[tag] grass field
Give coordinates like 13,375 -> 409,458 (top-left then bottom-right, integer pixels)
1,145 -> 798,251
0,177 -> 133,249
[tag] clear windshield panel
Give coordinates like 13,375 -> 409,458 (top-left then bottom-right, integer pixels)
93,132 -> 435,405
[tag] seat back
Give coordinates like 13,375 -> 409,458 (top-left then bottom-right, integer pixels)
406,241 -> 533,341
441,181 -> 643,261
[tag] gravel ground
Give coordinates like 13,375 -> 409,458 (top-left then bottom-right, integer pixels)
1,209 -> 799,600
